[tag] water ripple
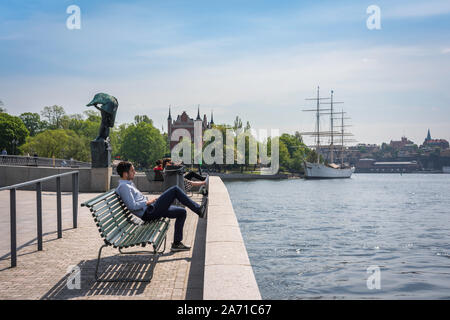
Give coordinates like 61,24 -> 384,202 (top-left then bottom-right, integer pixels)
225,174 -> 450,299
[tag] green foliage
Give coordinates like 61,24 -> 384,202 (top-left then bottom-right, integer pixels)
278,133 -> 308,172
119,121 -> 166,168
0,113 -> 29,154
19,112 -> 44,136
305,149 -> 323,163
233,116 -> 243,132
40,105 -> 66,129
110,123 -> 128,159
134,115 -> 153,125
20,129 -> 90,161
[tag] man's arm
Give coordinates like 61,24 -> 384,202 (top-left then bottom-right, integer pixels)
146,197 -> 158,205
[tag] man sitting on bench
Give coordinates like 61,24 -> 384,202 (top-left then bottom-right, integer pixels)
116,161 -> 208,252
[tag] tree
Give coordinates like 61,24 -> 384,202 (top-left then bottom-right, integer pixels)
40,105 -> 66,129
19,112 -> 44,136
278,141 -> 291,172
110,123 -> 128,159
20,129 -> 89,161
233,116 -> 243,132
134,115 -> 153,125
119,121 -> 166,168
278,133 -> 307,172
0,113 -> 29,154
0,100 -> 6,113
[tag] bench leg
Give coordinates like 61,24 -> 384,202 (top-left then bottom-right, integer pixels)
155,236 -> 167,254
94,244 -> 157,283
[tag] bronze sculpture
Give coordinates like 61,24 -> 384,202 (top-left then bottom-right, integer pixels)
86,93 -> 119,168
86,93 -> 118,141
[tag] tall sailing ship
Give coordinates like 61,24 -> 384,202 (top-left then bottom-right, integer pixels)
301,87 -> 355,179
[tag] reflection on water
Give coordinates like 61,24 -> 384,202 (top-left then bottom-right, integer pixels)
225,174 -> 450,299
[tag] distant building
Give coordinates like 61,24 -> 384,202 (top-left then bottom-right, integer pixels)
167,106 -> 214,151
422,129 -> 449,150
389,136 -> 414,150
355,158 -> 420,173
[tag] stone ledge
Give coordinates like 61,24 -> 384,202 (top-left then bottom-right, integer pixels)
203,176 -> 261,300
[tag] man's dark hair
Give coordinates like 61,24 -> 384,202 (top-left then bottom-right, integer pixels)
117,161 -> 132,177
155,159 -> 162,165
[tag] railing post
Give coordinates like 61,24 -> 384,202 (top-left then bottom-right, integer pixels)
56,177 -> 62,238
72,172 -> 78,228
36,182 -> 43,251
10,189 -> 17,268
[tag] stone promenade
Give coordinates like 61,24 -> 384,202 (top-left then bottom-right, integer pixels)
0,190 -> 206,300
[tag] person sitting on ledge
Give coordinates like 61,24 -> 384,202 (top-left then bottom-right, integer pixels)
162,158 -> 206,181
153,159 -> 163,172
115,161 -> 208,252
162,158 -> 209,194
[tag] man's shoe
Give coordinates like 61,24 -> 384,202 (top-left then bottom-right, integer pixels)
198,196 -> 208,218
199,185 -> 208,196
171,242 -> 191,252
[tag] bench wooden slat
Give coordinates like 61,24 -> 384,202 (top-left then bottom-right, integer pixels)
81,190 -> 117,208
100,210 -> 131,236
119,224 -> 150,247
95,203 -> 125,227
112,223 -> 140,248
92,198 -> 122,218
135,222 -> 161,245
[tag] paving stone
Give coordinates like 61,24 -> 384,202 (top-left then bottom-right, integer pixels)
0,190 -> 206,300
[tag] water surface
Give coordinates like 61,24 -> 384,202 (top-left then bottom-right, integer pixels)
225,174 -> 450,299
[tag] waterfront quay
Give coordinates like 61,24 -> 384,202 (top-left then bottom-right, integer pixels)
0,177 -> 260,300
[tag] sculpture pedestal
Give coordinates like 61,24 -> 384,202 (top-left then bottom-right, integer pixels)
90,139 -> 112,192
90,140 -> 111,168
90,167 -> 112,192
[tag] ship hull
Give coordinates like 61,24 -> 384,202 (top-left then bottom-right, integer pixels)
304,161 -> 353,179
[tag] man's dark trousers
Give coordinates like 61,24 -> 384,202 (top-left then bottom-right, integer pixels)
142,186 -> 201,243
184,171 -> 205,181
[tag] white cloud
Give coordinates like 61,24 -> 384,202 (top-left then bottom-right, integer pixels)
1,42 -> 449,144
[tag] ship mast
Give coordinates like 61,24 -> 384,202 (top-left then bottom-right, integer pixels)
330,91 -> 334,163
341,110 -> 344,166
319,90 -> 343,164
302,86 -> 331,163
316,87 -> 320,163
332,110 -> 354,167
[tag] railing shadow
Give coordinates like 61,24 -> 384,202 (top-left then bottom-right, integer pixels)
0,228 -> 74,271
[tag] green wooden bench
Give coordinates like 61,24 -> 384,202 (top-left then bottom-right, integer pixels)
81,190 -> 170,282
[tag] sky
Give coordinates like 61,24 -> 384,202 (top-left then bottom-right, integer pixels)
1,0 -> 449,146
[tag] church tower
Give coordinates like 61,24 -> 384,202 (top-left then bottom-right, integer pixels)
167,105 -> 172,142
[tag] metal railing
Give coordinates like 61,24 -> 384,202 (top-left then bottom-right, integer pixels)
0,171 -> 79,268
0,155 -> 91,168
